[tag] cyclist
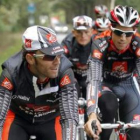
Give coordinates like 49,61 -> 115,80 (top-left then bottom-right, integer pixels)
84,5 -> 140,140
94,17 -> 111,33
0,25 -> 79,140
61,15 -> 94,99
94,5 -> 109,18
93,5 -> 109,33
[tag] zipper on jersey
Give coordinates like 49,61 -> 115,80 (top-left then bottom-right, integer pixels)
40,83 -> 43,90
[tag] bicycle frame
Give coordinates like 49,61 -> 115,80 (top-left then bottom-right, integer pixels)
114,128 -> 127,140
76,98 -> 87,140
100,122 -> 140,140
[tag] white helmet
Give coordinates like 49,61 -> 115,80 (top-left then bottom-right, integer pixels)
109,5 -> 140,27
95,17 -> 111,31
94,5 -> 108,17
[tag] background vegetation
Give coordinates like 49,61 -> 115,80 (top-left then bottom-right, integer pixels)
0,0 -> 140,72
0,0 -> 140,32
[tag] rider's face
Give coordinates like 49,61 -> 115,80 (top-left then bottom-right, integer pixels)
72,28 -> 93,46
26,50 -> 61,81
111,25 -> 135,50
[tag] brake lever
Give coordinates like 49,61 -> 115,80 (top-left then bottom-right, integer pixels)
91,120 -> 98,135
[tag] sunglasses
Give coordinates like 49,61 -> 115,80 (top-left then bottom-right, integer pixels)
33,54 -> 61,61
76,21 -> 90,27
111,26 -> 136,37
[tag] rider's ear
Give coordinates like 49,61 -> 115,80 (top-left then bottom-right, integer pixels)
72,29 -> 76,37
25,53 -> 35,65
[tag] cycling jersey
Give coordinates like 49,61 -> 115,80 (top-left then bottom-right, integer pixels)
87,30 -> 140,115
0,50 -> 79,140
62,33 -> 95,98
86,30 -> 140,140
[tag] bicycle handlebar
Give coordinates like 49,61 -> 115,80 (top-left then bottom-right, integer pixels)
101,122 -> 140,130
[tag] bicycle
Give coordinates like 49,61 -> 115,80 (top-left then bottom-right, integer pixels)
76,97 -> 87,140
92,120 -> 140,140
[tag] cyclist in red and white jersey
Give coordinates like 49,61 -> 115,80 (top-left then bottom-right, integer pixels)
84,5 -> 140,140
0,26 -> 79,140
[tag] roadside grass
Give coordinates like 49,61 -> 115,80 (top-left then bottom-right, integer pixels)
0,32 -> 22,73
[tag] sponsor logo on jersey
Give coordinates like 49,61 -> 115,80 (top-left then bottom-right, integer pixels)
92,50 -> 102,59
133,114 -> 140,122
87,99 -> 95,107
63,45 -> 69,54
60,75 -> 71,87
25,39 -> 32,48
12,95 -> 30,101
112,61 -> 127,73
136,48 -> 140,57
99,40 -> 108,52
46,33 -> 57,43
132,40 -> 138,46
76,63 -> 88,70
1,77 -> 13,90
26,104 -> 50,112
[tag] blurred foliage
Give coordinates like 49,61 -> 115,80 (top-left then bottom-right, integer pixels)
0,0 -> 140,32
115,0 -> 140,12
0,32 -> 22,73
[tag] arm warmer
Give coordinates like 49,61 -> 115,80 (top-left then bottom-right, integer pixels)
0,88 -> 12,137
86,58 -> 103,116
59,83 -> 79,140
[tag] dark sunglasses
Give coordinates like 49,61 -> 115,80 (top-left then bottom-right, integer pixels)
33,54 -> 61,61
111,26 -> 136,37
76,21 -> 90,27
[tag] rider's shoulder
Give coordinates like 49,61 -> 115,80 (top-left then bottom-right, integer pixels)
92,30 -> 110,51
59,55 -> 72,74
131,33 -> 140,48
2,50 -> 23,73
94,30 -> 111,40
63,32 -> 74,43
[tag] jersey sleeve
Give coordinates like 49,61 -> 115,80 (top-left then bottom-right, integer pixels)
86,40 -> 103,116
58,68 -> 79,140
61,33 -> 73,58
0,69 -> 13,137
133,35 -> 140,84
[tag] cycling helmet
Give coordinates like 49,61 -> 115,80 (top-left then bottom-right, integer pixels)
109,5 -> 140,27
95,17 -> 111,31
94,5 -> 108,17
22,25 -> 64,55
73,15 -> 93,30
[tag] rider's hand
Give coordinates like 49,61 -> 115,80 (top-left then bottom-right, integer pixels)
84,112 -> 102,140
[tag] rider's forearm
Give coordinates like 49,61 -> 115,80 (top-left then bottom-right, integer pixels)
136,58 -> 140,84
86,58 -> 103,116
59,83 -> 79,140
0,69 -> 13,138
61,119 -> 77,140
0,88 -> 12,137
88,112 -> 98,120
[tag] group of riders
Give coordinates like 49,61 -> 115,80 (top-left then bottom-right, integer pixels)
0,4 -> 140,140
62,4 -> 140,140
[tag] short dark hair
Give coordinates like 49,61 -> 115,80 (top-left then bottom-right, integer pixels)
22,45 -> 37,61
